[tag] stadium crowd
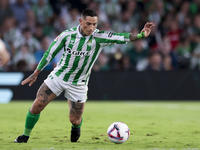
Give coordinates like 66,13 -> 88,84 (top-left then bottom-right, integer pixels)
0,0 -> 200,72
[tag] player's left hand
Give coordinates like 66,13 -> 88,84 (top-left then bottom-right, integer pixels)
21,73 -> 38,86
141,22 -> 154,37
21,69 -> 41,86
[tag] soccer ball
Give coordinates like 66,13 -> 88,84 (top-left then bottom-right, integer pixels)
107,122 -> 130,144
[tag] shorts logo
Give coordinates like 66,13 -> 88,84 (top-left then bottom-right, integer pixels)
77,100 -> 82,103
66,48 -> 90,57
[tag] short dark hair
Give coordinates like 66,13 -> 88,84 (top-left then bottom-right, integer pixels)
81,8 -> 98,19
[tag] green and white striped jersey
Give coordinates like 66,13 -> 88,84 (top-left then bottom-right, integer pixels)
37,25 -> 130,85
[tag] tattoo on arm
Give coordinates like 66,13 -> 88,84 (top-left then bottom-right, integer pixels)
129,33 -> 138,42
37,83 -> 53,104
70,101 -> 84,117
29,74 -> 36,80
29,69 -> 40,80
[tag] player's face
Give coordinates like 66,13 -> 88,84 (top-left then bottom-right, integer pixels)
79,16 -> 98,36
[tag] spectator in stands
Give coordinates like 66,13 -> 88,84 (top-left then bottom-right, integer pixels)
93,51 -> 109,71
49,0 -> 69,17
160,35 -> 178,70
166,20 -> 182,50
191,14 -> 200,47
2,16 -> 22,57
26,10 -> 36,33
148,0 -> 165,25
16,59 -> 28,71
190,42 -> 200,70
13,44 -> 36,71
15,27 -> 41,54
176,1 -> 190,28
11,0 -> 31,28
112,10 -> 133,33
66,8 -> 80,28
118,54 -> 134,71
88,1 -> 109,26
163,55 -> 173,71
31,0 -> 53,25
1,0 -> 200,72
126,40 -> 149,71
145,51 -> 164,71
175,37 -> 191,70
54,16 -> 68,35
34,23 -> 44,42
0,0 -> 14,26
99,0 -> 121,21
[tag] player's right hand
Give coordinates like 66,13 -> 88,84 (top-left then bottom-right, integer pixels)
21,73 -> 38,86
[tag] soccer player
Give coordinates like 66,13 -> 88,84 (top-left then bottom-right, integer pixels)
14,8 -> 154,143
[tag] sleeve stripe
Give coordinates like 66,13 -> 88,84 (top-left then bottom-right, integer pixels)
95,32 -> 130,44
37,32 -> 69,71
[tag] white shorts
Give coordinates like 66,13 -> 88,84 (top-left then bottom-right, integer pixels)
44,73 -> 88,103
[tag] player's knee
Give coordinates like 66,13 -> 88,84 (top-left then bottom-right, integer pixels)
30,99 -> 45,114
29,107 -> 41,114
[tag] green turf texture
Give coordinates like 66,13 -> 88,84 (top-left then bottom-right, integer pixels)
1,101 -> 200,150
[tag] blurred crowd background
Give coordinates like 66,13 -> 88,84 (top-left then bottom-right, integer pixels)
0,0 -> 200,72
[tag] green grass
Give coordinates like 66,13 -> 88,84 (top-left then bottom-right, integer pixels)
1,101 -> 200,150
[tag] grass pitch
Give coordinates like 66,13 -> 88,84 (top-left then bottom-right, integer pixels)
1,101 -> 200,150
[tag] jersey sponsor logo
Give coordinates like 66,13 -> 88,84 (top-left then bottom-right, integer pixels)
66,48 -> 90,57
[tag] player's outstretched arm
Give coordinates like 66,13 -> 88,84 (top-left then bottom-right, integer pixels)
129,22 -> 154,42
21,69 -> 41,86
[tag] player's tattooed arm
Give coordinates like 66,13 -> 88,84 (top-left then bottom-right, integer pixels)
129,33 -> 138,42
129,22 -> 154,42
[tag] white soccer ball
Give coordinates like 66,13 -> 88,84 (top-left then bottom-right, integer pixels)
107,122 -> 130,144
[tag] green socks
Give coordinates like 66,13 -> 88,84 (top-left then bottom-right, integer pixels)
23,111 -> 82,136
72,117 -> 83,128
23,110 -> 40,136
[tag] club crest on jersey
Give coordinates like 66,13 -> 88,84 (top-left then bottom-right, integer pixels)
87,41 -> 92,46
54,36 -> 59,41
66,48 -> 89,57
